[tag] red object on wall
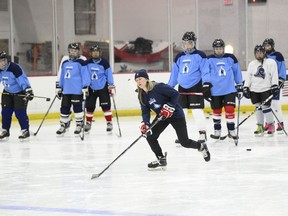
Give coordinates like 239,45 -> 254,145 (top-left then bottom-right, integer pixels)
224,0 -> 233,5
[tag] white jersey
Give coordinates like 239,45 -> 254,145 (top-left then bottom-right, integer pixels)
57,55 -> 87,81
244,58 -> 278,93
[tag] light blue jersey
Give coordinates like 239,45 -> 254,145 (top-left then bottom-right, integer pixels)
168,50 -> 208,88
203,53 -> 243,96
267,51 -> 286,81
0,62 -> 31,93
59,58 -> 90,95
84,58 -> 114,90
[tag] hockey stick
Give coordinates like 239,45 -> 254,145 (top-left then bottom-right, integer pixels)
111,94 -> 122,137
80,93 -> 87,141
270,109 -> 288,136
179,92 -> 203,96
235,96 -> 241,146
33,95 -> 57,136
91,117 -> 162,179
1,92 -> 51,101
220,94 -> 274,141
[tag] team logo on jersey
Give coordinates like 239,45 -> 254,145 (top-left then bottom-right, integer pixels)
91,68 -> 99,80
216,62 -> 226,76
254,65 -> 265,79
182,59 -> 191,74
149,98 -> 161,109
1,76 -> 9,88
64,66 -> 72,79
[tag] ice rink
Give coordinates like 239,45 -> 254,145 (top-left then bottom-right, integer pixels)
0,113 -> 288,216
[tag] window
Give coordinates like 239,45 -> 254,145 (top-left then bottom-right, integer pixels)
74,0 -> 96,35
0,0 -> 8,11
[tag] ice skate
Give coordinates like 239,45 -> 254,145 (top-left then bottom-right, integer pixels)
0,130 -> 10,141
198,142 -> 210,162
84,122 -> 92,132
210,129 -> 221,140
276,122 -> 284,134
18,129 -> 30,141
148,152 -> 167,171
228,130 -> 238,140
267,123 -> 275,136
264,122 -> 269,132
254,124 -> 264,137
198,130 -> 207,143
106,122 -> 113,133
74,122 -> 83,135
56,123 -> 66,135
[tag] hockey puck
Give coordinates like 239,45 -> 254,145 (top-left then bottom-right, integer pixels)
246,148 -> 252,151
46,98 -> 51,101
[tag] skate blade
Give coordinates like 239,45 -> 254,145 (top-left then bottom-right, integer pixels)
19,137 -> 30,142
254,133 -> 264,137
0,137 -> 9,141
148,166 -> 167,171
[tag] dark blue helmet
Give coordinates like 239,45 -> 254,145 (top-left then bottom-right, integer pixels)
0,51 -> 7,59
212,39 -> 225,48
262,38 -> 275,48
254,44 -> 265,54
68,43 -> 80,50
89,45 -> 101,52
182,31 -> 197,42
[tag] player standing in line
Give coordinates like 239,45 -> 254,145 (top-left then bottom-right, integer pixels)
56,43 -> 87,131
262,38 -> 286,133
0,51 -> 34,141
83,45 -> 115,133
135,69 -> 210,170
168,31 -> 209,143
56,43 -> 90,135
243,45 -> 278,136
202,39 -> 243,141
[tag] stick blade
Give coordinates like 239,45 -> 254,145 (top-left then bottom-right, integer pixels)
91,173 -> 100,179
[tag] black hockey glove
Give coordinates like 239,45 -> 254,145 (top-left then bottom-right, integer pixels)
202,82 -> 212,101
25,87 -> 34,101
271,84 -> 280,97
235,83 -> 243,100
55,81 -> 62,99
243,87 -> 251,99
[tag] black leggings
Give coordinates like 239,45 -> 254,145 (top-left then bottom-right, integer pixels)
146,117 -> 201,157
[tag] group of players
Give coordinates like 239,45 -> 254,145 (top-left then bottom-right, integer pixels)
0,31 -> 286,170
134,32 -> 286,169
0,43 -> 115,141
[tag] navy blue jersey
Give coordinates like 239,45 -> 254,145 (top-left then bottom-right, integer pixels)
59,58 -> 90,95
168,49 -> 208,88
139,83 -> 185,124
0,62 -> 31,93
267,51 -> 286,80
84,58 -> 114,90
204,53 -> 243,96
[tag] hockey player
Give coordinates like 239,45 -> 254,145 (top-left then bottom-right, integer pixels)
0,51 -> 34,141
135,69 -> 210,170
262,38 -> 286,133
168,31 -> 209,143
56,43 -> 90,135
243,45 -> 278,136
83,44 -> 115,133
203,39 -> 243,141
